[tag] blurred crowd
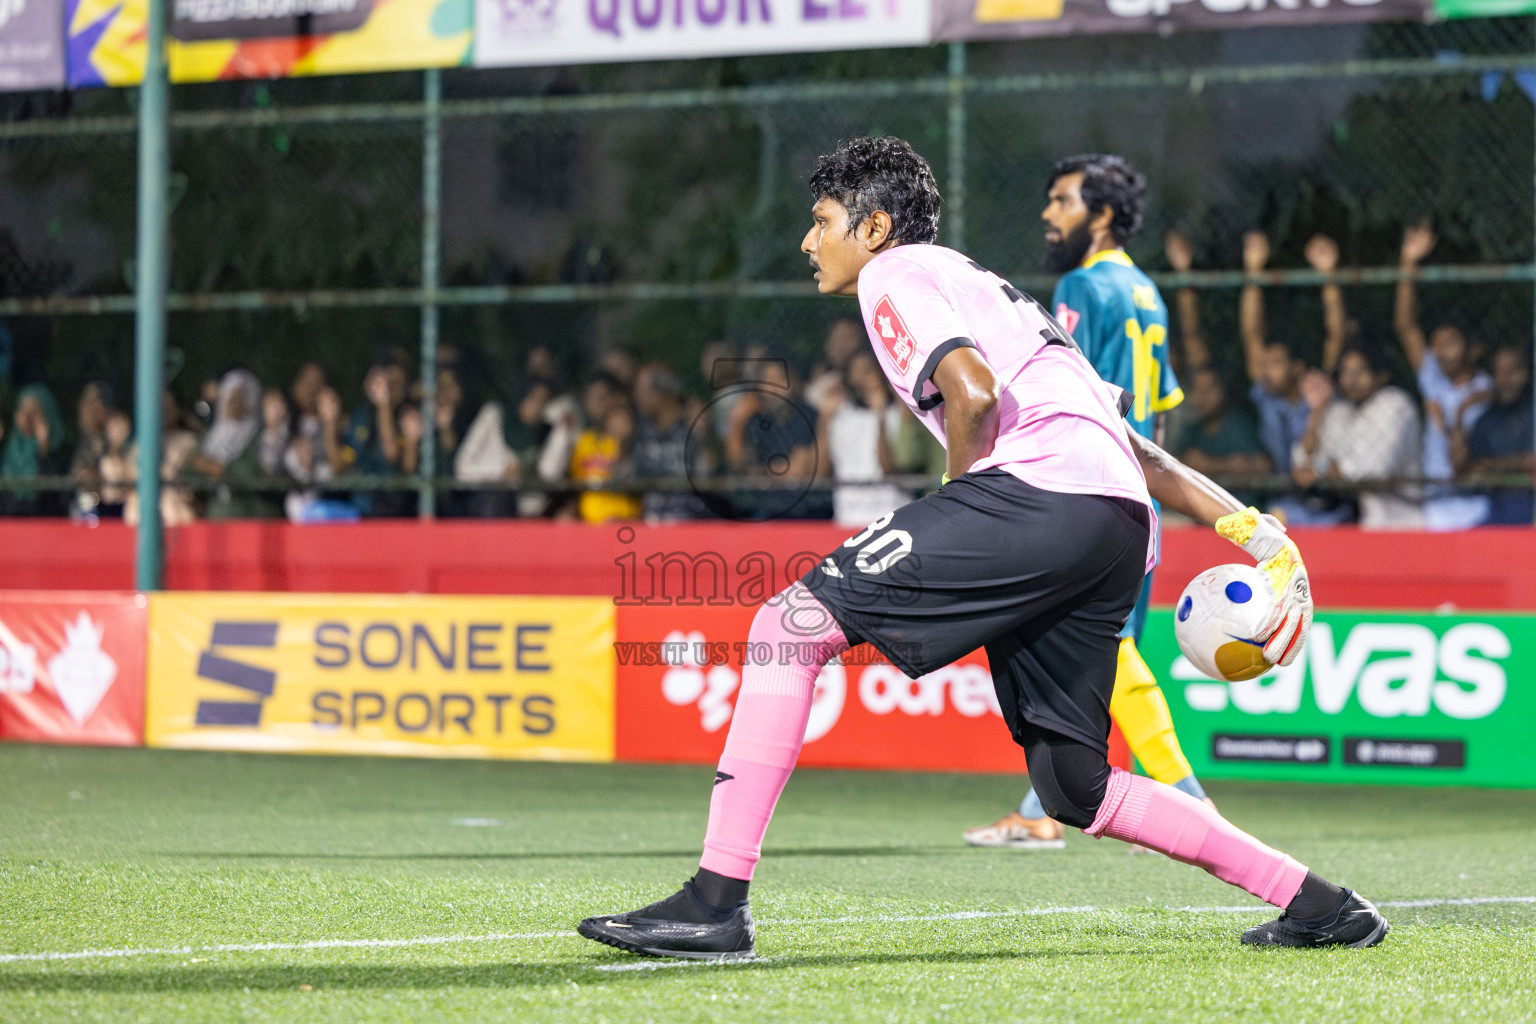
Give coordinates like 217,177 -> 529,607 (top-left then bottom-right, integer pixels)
1160,223 -> 1534,529
3,224 -> 1532,529
0,321 -> 946,529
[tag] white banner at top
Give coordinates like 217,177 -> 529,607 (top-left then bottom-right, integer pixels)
473,0 -> 932,68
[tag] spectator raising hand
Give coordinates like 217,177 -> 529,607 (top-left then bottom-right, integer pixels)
1163,229 -> 1208,371
1237,229 -> 1357,525
1394,220 -> 1493,529
1239,231 -> 1270,387
1304,234 -> 1346,373
1401,220 -> 1436,271
1158,232 -> 1271,503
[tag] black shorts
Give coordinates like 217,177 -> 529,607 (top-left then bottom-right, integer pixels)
802,469 -> 1150,755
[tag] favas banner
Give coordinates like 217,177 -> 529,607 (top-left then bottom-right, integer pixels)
1144,609 -> 1535,789
0,591 -> 145,746
146,593 -> 615,761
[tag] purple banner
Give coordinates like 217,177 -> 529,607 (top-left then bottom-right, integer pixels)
0,0 -> 65,91
934,0 -> 1431,40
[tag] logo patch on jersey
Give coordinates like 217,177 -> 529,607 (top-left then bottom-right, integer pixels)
1055,303 -> 1081,337
871,295 -> 917,375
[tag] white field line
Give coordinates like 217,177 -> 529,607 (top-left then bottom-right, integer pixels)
1379,896 -> 1536,909
2,896 -> 1531,966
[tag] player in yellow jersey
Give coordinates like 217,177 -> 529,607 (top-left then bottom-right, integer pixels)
963,155 -> 1209,849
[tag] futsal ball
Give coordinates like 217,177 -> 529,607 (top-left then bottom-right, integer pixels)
1173,564 -> 1276,682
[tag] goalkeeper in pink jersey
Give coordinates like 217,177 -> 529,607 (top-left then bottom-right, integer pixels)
577,136 -> 1385,961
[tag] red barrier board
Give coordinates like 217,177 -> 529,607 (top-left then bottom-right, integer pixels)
2,520 -> 1535,612
0,592 -> 146,746
615,602 -> 1129,774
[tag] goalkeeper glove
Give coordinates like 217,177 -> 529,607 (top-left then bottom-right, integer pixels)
1213,507 -> 1313,667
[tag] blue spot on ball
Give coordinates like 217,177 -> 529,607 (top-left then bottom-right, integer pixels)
1225,580 -> 1253,604
1177,596 -> 1193,622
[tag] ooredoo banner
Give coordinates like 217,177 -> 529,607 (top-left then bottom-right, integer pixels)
0,591 -> 145,746
1145,609 -> 1536,789
146,593 -> 615,761
474,0 -> 930,69
615,602 -> 1131,773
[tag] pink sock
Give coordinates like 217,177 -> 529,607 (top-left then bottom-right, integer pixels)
1085,768 -> 1308,908
699,583 -> 849,881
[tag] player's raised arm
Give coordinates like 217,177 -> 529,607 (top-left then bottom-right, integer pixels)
1127,427 -> 1312,667
931,347 -> 1001,482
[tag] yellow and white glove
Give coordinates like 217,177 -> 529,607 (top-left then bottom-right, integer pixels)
1214,507 -> 1313,667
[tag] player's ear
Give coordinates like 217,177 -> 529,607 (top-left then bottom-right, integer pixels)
862,210 -> 895,251
1089,204 -> 1115,238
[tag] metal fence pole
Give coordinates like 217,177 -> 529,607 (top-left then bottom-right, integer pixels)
947,41 -> 966,253
419,68 -> 442,520
133,0 -> 170,590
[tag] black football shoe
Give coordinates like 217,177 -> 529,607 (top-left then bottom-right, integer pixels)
1241,891 -> 1390,949
578,881 -> 755,961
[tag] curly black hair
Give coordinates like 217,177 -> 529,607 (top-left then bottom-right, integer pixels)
808,136 -> 942,247
1047,154 -> 1146,245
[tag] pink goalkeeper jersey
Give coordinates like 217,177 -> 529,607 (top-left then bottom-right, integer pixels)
858,244 -> 1157,569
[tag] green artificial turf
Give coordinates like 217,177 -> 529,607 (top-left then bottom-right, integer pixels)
1,745 -> 1532,1023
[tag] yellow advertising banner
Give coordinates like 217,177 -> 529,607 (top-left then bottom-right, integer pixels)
146,593 -> 614,761
66,0 -> 472,88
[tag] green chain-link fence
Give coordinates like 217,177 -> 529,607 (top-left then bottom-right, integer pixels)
1,18 -> 1533,516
